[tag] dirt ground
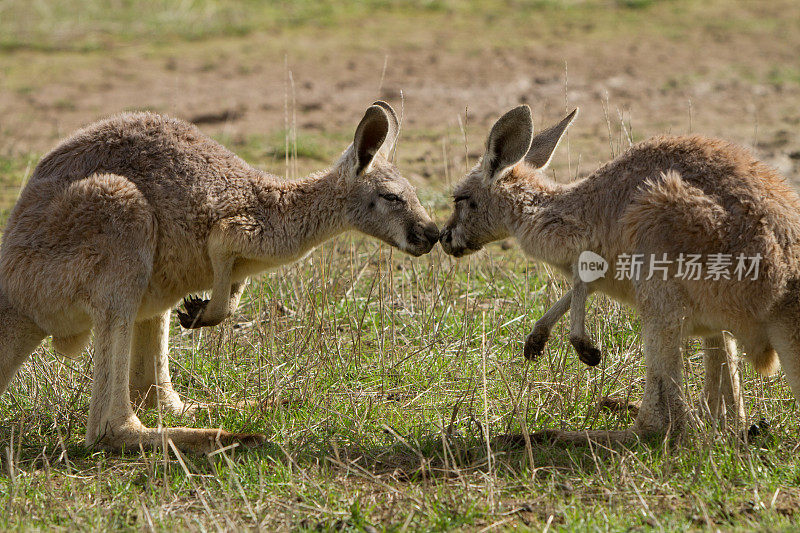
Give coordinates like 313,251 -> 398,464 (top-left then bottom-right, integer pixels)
2,1 -> 800,190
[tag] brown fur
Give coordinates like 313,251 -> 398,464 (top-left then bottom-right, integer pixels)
440,105 -> 800,442
0,102 -> 438,453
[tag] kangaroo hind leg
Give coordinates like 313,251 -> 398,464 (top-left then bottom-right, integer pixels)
88,304 -> 265,453
702,332 -> 745,429
87,256 -> 265,453
81,173 -> 265,452
129,310 -> 193,415
0,290 -> 46,395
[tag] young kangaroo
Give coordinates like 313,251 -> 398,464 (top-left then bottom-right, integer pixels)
524,283 -> 601,367
0,102 -> 439,453
438,104 -> 800,443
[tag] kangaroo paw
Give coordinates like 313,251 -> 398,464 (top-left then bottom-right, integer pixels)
745,417 -> 771,440
524,328 -> 550,360
178,296 -> 209,329
570,335 -> 602,366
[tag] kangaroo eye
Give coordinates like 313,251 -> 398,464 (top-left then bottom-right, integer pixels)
380,193 -> 402,203
454,195 -> 471,205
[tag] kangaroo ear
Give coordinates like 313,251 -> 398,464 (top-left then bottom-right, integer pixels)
482,105 -> 533,182
352,105 -> 390,175
371,100 -> 399,159
525,108 -> 578,169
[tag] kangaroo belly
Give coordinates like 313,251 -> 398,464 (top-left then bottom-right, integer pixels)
52,331 -> 91,358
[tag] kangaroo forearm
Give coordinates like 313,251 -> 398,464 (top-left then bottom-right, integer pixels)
194,256 -> 236,327
194,282 -> 245,327
200,289 -> 234,327
569,281 -> 587,339
534,289 -> 572,333
226,279 -> 248,315
568,277 -> 601,366
524,290 -> 572,360
198,277 -> 247,327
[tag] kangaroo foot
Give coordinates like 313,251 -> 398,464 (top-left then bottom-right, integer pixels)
93,423 -> 267,454
599,396 -> 641,416
177,296 -> 209,329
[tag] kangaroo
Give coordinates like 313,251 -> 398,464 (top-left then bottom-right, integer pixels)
437,104 -> 800,443
0,101 -> 440,453
524,284 -> 601,367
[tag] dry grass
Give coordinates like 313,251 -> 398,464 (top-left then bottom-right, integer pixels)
2,234 -> 800,530
2,128 -> 800,529
2,0 -> 800,530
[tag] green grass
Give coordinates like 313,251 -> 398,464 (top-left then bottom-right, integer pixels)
0,104 -> 799,530
1,0 -> 793,53
215,130 -> 336,164
1,209 -> 799,530
0,156 -> 35,227
0,0 -> 494,52
2,0 -> 800,530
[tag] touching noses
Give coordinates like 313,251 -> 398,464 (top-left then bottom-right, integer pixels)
423,222 -> 440,247
407,220 -> 440,255
439,227 -> 452,245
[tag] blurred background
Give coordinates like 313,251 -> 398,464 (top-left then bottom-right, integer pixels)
2,0 -> 799,210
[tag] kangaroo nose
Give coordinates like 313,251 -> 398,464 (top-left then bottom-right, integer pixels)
424,222 -> 440,245
440,228 -> 452,244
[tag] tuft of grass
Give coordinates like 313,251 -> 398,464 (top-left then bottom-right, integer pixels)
0,155 -> 36,227
265,129 -> 331,162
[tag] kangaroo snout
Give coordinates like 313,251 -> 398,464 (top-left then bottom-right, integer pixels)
439,227 -> 452,245
406,221 -> 440,255
439,226 -> 480,258
439,226 -> 467,257
423,222 -> 440,246
439,227 -> 457,255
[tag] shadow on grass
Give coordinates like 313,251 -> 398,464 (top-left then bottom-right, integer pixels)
281,427 -> 663,483
0,410 -> 772,486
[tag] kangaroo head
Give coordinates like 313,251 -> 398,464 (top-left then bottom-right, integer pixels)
340,101 -> 439,256
440,105 -> 577,257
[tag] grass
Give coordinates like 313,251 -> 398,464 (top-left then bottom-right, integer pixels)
1,135 -> 800,529
1,238 -> 799,530
215,130 -> 335,164
2,0 -> 800,530
1,0 -> 795,53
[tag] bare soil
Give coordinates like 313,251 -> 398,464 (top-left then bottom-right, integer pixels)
2,1 -> 800,187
